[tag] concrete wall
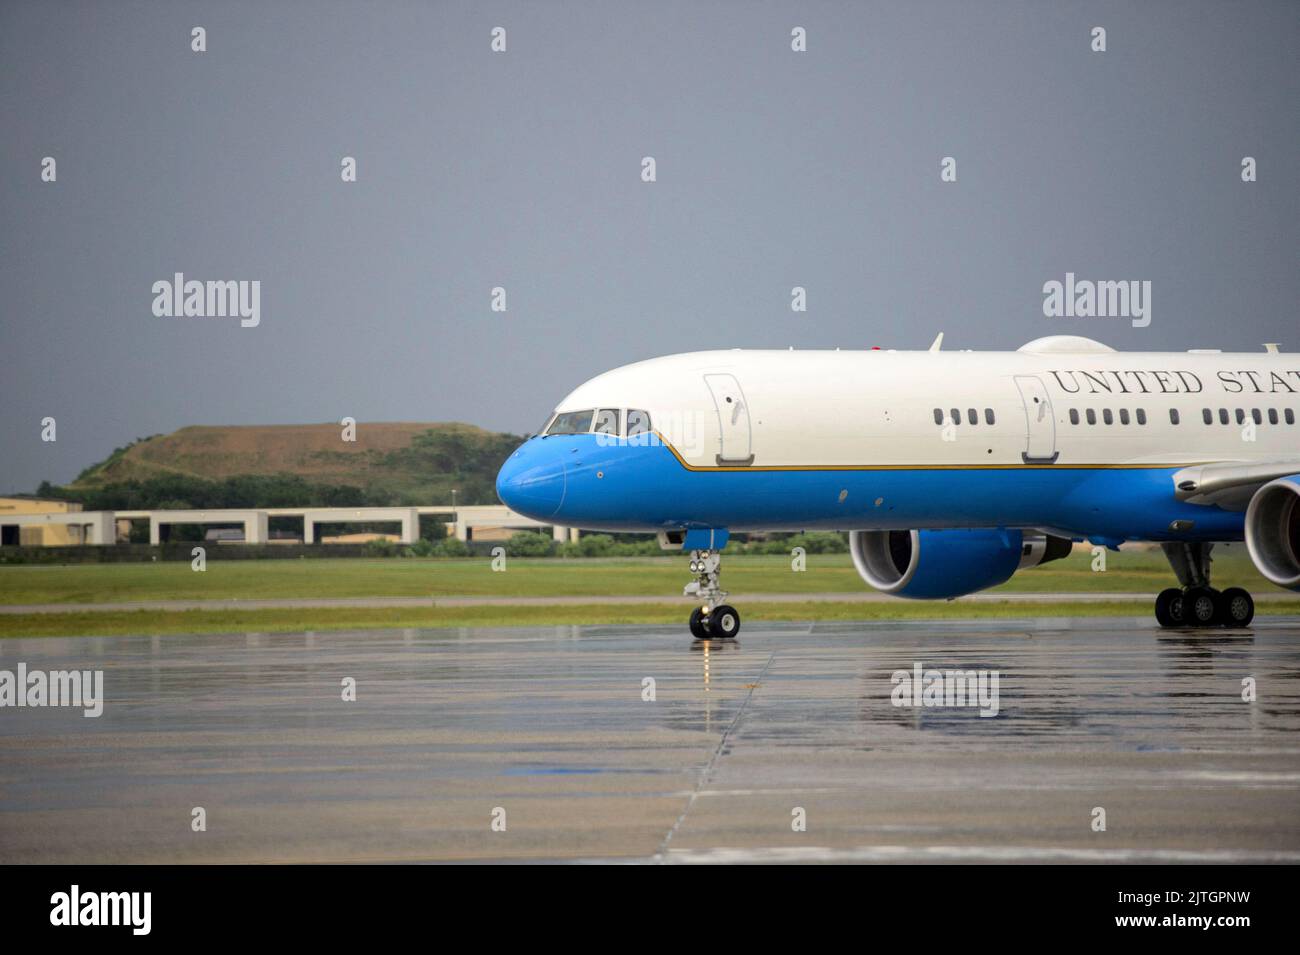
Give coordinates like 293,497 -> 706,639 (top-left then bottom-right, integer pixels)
3,503 -> 576,547
302,507 -> 418,545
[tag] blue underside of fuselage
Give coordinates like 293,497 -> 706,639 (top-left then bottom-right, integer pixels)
495,434 -> 1244,543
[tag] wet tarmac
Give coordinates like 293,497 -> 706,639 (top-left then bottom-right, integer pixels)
2,618 -> 1299,863
4,591 -> 1297,613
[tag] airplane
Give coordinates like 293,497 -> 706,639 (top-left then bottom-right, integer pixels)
495,334 -> 1300,640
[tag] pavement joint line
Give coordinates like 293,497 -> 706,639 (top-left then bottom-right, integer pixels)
654,649 -> 778,861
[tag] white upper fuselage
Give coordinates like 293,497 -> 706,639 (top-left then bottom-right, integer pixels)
552,337 -> 1300,469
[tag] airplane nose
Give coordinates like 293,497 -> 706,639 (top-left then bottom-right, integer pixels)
496,444 -> 566,519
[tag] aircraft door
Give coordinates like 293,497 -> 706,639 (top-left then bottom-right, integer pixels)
1014,375 -> 1059,464
704,373 -> 754,466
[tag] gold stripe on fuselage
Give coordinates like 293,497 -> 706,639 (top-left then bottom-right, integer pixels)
648,432 -> 1204,473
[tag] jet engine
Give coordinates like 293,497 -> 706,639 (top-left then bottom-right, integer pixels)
1245,475 -> 1300,591
849,528 -> 1072,599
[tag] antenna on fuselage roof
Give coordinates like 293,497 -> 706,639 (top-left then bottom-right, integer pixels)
929,332 -> 944,352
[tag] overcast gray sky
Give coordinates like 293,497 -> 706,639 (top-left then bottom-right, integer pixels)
2,0 -> 1297,492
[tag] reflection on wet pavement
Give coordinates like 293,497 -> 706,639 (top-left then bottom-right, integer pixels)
1,618 -> 1298,863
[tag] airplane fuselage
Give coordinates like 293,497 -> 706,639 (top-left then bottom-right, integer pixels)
497,337 -> 1299,546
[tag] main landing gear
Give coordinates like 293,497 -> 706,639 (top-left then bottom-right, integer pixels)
684,549 -> 741,640
1154,542 -> 1255,629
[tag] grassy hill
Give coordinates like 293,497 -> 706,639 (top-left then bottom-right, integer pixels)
43,423 -> 522,509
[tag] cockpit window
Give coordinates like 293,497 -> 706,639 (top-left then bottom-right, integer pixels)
546,409 -> 594,435
626,409 -> 651,436
593,408 -> 620,434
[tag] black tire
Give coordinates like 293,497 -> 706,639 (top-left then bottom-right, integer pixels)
1218,587 -> 1255,627
1184,587 -> 1218,627
1154,587 -> 1183,628
689,607 -> 708,640
705,604 -> 741,639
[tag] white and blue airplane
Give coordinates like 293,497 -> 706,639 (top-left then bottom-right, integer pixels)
496,335 -> 1300,639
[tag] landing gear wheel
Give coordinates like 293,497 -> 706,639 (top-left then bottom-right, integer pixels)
1184,587 -> 1218,627
705,604 -> 741,639
689,607 -> 708,640
1217,587 -> 1255,627
1155,587 -> 1184,628
683,548 -> 736,641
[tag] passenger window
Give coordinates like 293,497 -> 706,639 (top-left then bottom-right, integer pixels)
593,408 -> 619,434
1287,409 -> 1296,425
626,409 -> 652,436
950,408 -> 961,426
1169,409 -> 1180,425
1219,408 -> 1229,425
546,409 -> 594,435
985,408 -> 995,425
1086,409 -> 1097,425
1235,408 -> 1246,425
1136,408 -> 1147,425
1120,408 -> 1130,425
1268,409 -> 1279,425
1202,408 -> 1213,425
1069,409 -> 1079,425
1103,409 -> 1113,425
1252,408 -> 1262,425
933,408 -> 943,425
967,408 -> 977,425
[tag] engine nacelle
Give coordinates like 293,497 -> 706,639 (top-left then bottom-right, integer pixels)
1245,475 -> 1300,591
849,528 -> 1071,599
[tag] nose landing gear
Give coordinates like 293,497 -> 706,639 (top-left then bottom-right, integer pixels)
684,549 -> 741,640
1155,543 -> 1256,629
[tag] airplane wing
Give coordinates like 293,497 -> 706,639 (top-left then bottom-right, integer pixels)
1172,459 -> 1300,509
